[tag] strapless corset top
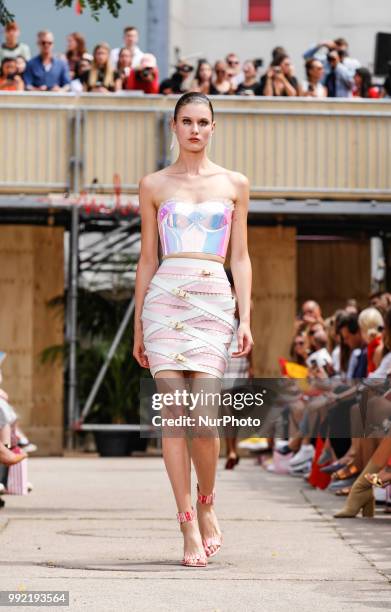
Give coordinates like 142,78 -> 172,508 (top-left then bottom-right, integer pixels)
157,198 -> 234,258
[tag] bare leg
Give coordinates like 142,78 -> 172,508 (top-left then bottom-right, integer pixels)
0,424 -> 11,446
188,372 -> 222,556
154,370 -> 205,562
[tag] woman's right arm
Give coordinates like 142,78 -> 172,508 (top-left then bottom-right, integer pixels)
133,175 -> 160,368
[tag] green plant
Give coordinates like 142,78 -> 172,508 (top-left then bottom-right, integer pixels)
41,288 -> 149,425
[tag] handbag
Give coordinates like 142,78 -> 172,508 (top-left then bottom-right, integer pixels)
6,447 -> 28,495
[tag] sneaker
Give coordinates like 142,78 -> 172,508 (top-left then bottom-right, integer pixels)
238,437 -> 269,451
289,444 -> 315,468
289,461 -> 313,477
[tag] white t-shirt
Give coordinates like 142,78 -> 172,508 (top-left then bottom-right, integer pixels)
368,352 -> 391,379
110,45 -> 144,70
302,80 -> 326,98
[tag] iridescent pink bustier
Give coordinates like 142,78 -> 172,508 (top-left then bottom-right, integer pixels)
157,199 -> 234,258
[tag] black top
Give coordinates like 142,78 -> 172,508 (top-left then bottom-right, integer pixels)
259,73 -> 299,96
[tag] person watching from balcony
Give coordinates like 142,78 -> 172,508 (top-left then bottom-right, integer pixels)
23,31 -> 70,92
63,32 -> 87,80
80,43 -> 115,93
0,21 -> 31,64
15,55 -> 26,78
235,60 -> 261,96
123,53 -> 159,94
225,52 -> 243,90
110,26 -> 143,71
260,54 -> 299,97
114,47 -> 134,92
302,59 -> 327,98
0,57 -> 24,91
353,67 -> 380,99
190,59 -> 218,95
325,50 -> 353,98
212,60 -> 233,94
303,37 -> 360,82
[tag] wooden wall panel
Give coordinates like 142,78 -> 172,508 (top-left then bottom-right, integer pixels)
246,226 -> 297,377
297,239 -> 371,317
0,226 -> 64,455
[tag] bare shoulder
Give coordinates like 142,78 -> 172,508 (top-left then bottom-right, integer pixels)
139,168 -> 170,204
229,170 -> 249,190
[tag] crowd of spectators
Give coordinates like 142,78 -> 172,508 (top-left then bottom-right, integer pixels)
1,21 -> 390,98
237,291 -> 391,518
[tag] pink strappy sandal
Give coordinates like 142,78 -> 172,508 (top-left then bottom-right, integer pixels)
196,484 -> 223,558
176,507 -> 207,568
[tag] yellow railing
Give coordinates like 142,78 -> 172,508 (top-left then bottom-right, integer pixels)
0,92 -> 390,199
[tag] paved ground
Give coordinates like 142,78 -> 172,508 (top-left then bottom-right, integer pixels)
0,455 -> 390,612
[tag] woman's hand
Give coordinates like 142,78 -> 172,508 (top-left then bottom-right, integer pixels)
133,330 -> 150,369
231,322 -> 254,358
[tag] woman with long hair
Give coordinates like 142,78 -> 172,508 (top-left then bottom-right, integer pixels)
114,47 -> 134,92
65,32 -> 86,80
353,67 -> 380,98
191,60 -> 218,95
133,92 -> 253,567
81,42 -> 115,93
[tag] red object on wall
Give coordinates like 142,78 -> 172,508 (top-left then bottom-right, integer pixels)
308,436 -> 332,490
75,0 -> 83,15
249,0 -> 271,22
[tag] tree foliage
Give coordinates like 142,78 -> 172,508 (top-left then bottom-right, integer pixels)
1,0 -> 133,25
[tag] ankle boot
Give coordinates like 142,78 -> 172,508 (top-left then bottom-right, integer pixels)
334,459 -> 380,518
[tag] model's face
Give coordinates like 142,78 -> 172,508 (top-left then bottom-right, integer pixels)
124,30 -> 138,47
95,47 -> 108,66
173,103 -> 214,151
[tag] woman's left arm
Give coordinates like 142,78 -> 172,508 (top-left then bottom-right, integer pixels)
229,173 -> 254,358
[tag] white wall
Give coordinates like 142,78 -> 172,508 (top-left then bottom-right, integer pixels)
169,0 -> 391,79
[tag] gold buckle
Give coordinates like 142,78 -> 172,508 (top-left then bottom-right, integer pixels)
169,320 -> 185,330
172,287 -> 188,298
169,352 -> 187,362
200,269 -> 213,276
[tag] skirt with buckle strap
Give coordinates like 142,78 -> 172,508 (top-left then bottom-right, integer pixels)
140,257 -> 236,379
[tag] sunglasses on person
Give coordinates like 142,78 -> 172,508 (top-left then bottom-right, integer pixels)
228,60 -> 239,66
40,40 -> 53,46
294,340 -> 305,345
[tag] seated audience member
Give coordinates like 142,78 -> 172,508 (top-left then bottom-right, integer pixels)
225,52 -> 243,89
114,47 -> 134,91
124,54 -> 159,94
235,60 -> 261,96
0,57 -> 24,91
110,26 -> 143,70
303,38 -> 360,81
212,60 -> 232,94
0,21 -> 31,63
353,67 -> 380,99
80,43 -> 115,93
382,65 -> 391,98
24,31 -> 70,92
259,54 -> 299,96
159,78 -> 174,95
15,55 -> 26,77
325,50 -> 353,97
302,59 -> 327,98
190,59 -> 218,95
64,32 -> 87,80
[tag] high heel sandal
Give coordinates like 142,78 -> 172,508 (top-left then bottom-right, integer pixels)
365,468 -> 391,489
196,484 -> 223,558
176,508 -> 207,568
334,460 -> 380,518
